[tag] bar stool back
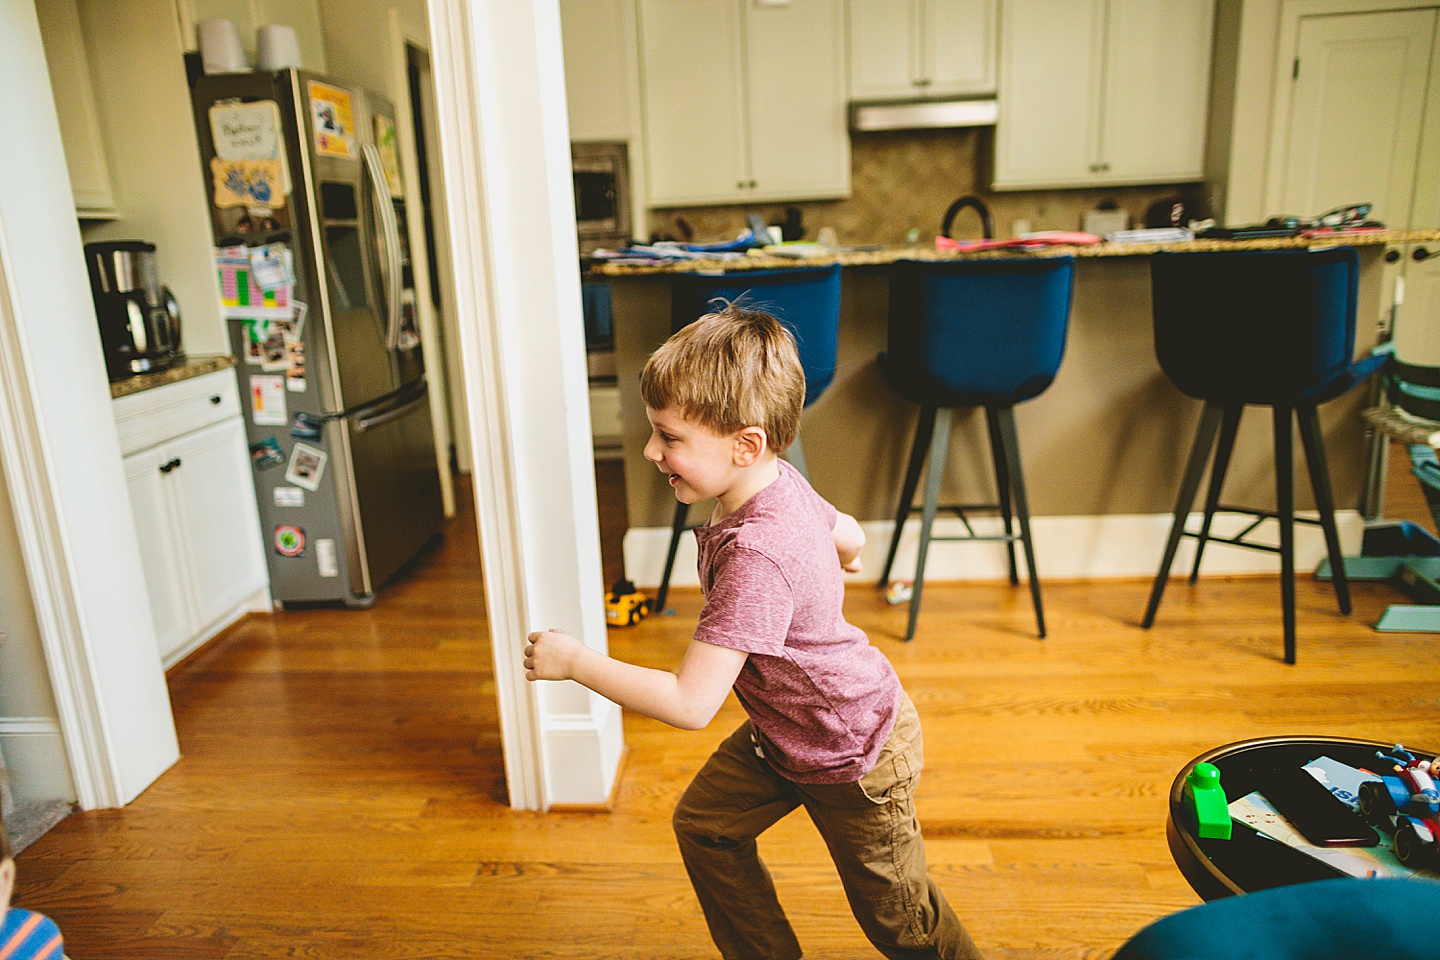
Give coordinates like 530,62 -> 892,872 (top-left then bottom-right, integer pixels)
1142,247 -> 1387,663
653,264 -> 843,610
878,256 -> 1076,640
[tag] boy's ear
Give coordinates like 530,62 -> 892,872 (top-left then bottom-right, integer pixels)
732,425 -> 769,466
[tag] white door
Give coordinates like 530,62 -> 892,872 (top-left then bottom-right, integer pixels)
1274,8 -> 1437,227
638,0 -> 748,205
745,0 -> 849,201
167,418 -> 267,638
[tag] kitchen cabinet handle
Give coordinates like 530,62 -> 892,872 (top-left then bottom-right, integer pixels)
737,181 -> 745,189
210,395 -> 222,405
748,180 -> 757,188
1415,247 -> 1432,262
1385,249 -> 1402,263
914,77 -> 932,88
158,457 -> 182,474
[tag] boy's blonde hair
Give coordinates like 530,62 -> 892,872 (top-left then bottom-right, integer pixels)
641,305 -> 805,453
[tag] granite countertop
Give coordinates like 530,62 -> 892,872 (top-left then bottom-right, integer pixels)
109,354 -> 237,399
590,228 -> 1440,277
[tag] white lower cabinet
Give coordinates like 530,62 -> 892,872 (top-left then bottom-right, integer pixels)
115,369 -> 268,666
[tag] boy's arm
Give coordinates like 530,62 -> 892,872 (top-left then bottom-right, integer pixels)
524,630 -> 746,730
834,510 -> 865,573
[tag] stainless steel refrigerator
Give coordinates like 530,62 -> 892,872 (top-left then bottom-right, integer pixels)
192,69 -> 443,607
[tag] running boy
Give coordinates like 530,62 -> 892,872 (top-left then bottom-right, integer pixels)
0,816 -> 65,960
524,306 -> 983,960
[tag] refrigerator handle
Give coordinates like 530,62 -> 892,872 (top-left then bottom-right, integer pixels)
362,142 -> 403,351
353,380 -> 428,432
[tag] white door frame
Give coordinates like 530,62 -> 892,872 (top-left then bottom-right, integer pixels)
425,0 -> 624,810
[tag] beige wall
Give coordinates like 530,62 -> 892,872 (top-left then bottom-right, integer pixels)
77,0 -> 229,355
316,0 -> 426,102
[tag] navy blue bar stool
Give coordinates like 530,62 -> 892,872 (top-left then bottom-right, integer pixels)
878,256 -> 1076,641
1142,248 -> 1387,664
653,264 -> 843,611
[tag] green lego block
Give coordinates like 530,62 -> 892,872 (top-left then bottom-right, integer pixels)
1184,761 -> 1232,840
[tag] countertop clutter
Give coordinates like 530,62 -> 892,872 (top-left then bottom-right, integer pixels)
589,229 -> 1440,277
108,353 -> 237,399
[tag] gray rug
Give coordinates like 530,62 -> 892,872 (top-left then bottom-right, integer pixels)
5,799 -> 74,854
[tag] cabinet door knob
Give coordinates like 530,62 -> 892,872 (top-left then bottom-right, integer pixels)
210,395 -> 222,405
737,181 -> 745,189
748,180 -> 757,188
1415,247 -> 1432,262
159,457 -> 182,474
1386,249 -> 1402,263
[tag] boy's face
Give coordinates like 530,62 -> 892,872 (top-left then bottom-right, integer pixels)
643,407 -> 748,505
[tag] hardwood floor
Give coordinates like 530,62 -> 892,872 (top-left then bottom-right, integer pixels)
13,454 -> 1440,960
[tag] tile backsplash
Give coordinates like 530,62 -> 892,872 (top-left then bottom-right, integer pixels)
648,128 -> 1207,246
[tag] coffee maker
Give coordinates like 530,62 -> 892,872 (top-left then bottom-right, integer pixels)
83,241 -> 183,380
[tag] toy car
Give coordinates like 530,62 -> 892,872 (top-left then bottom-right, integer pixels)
604,579 -> 652,627
1357,744 -> 1440,867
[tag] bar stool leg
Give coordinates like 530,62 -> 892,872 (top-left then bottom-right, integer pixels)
655,499 -> 690,613
1143,404 -> 1225,628
880,405 -> 937,587
1274,405 -> 1297,664
1191,406 -> 1242,582
1297,404 -> 1351,616
995,406 -> 1045,638
905,408 -> 952,641
986,405 -> 1019,585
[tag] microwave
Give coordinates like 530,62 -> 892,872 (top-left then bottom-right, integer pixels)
571,140 -> 633,254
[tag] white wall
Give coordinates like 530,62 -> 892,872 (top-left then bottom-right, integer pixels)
76,0 -> 229,355
0,460 -> 75,804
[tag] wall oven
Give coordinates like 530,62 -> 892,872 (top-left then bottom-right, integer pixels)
571,140 -> 633,254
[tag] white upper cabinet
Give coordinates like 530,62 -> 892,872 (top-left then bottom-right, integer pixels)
994,0 -> 1214,190
34,0 -> 118,217
639,0 -> 850,207
560,0 -> 638,142
849,0 -> 996,101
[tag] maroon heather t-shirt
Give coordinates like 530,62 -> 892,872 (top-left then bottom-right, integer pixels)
692,459 -> 902,784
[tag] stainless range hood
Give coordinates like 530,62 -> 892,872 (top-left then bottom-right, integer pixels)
849,98 -> 998,132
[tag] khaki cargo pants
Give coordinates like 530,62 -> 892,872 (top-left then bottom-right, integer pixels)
672,693 -> 984,960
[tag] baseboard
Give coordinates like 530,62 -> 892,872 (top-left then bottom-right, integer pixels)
539,698 -> 624,808
162,588 -> 270,671
623,510 -> 1365,589
0,717 -> 75,803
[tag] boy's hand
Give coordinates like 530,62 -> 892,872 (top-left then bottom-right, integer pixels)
840,554 -> 863,574
524,629 -> 583,681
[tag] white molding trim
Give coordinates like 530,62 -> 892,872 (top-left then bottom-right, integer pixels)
389,9 -> 457,520
428,0 -> 623,811
0,206 -> 120,810
626,510 -> 1366,589
0,718 -> 62,737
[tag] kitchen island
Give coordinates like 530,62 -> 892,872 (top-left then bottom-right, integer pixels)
595,231 -> 1438,589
